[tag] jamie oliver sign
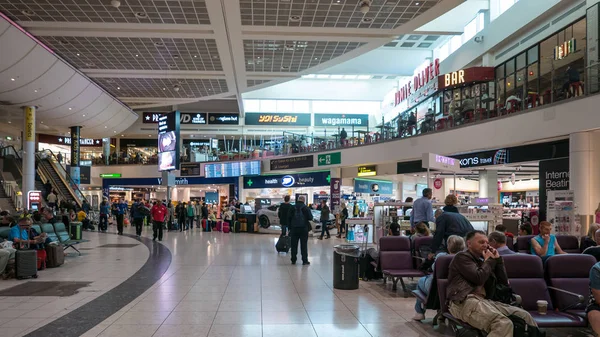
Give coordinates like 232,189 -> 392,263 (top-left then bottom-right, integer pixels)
394,58 -> 440,106
245,113 -> 311,126
314,114 -> 369,127
354,179 -> 393,195
270,155 -> 313,170
243,171 -> 330,189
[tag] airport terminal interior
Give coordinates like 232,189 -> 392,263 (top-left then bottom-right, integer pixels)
2,0 -> 600,336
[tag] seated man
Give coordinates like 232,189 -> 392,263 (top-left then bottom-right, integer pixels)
447,230 -> 537,336
0,238 -> 16,279
530,221 -> 565,261
587,261 -> 600,335
9,216 -> 49,250
495,224 -> 514,240
488,231 -> 516,256
413,235 -> 465,321
518,223 -> 532,236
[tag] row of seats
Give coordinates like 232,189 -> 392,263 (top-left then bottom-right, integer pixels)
434,254 -> 595,333
0,223 -> 87,255
379,236 -> 425,295
515,234 -> 581,254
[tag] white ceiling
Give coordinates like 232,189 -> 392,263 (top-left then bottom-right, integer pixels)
0,0 -> 465,115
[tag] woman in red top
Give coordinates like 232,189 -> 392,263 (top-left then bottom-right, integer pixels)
150,200 -> 168,242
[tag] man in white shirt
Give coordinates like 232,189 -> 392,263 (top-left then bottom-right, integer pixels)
46,191 -> 58,209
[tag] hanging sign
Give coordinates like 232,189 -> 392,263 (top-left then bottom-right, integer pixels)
394,58 -> 440,106
422,153 -> 461,173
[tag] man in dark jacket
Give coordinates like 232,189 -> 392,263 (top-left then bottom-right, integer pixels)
131,199 -> 145,238
278,195 -> 293,236
447,230 -> 536,337
429,211 -> 474,256
287,195 -> 313,265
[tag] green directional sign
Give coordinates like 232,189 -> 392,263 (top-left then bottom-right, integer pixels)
99,173 -> 122,178
317,152 -> 341,166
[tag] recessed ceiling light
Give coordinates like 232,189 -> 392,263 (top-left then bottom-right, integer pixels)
361,17 -> 373,23
415,2 -> 420,5
84,62 -> 95,67
289,15 -> 302,22
148,134 -> 152,137
173,54 -> 179,59
68,107 -> 72,110
58,40 -> 69,45
40,121 -> 44,124
21,9 -> 34,16
34,89 -> 38,93
113,131 -> 117,133
76,53 -> 80,56
281,66 -> 289,70
162,87 -> 166,90
82,114 -> 86,117
190,135 -> 194,138
212,55 -> 219,59
194,55 -> 198,58
117,87 -> 121,90
10,78 -> 15,81
135,54 -> 139,57
121,134 -> 125,137
168,64 -> 177,68
134,12 -> 148,19
154,41 -> 165,47
104,126 -> 108,128
7,121 -> 11,124
314,57 -> 319,60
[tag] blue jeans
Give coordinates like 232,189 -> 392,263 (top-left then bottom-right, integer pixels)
414,275 -> 432,314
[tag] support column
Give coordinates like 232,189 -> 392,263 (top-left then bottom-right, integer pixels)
478,170 -> 498,203
102,138 -> 110,165
570,131 -> 600,233
330,168 -> 342,215
22,106 -> 36,208
116,137 -> 121,164
70,126 -> 81,186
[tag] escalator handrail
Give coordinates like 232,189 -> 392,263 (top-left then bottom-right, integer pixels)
35,149 -> 88,207
0,145 -> 22,160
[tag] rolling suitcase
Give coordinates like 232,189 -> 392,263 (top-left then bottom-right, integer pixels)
222,222 -> 230,233
36,249 -> 47,270
15,250 -> 38,279
46,244 -> 64,268
275,235 -> 291,253
216,221 -> 222,232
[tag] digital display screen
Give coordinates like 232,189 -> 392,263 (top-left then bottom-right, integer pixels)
157,111 -> 180,172
158,151 -> 177,171
204,161 -> 261,178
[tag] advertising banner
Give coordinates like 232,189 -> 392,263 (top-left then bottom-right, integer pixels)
330,178 -> 341,215
143,112 -> 208,125
313,114 -> 369,127
180,162 -> 201,177
354,179 -> 394,195
208,113 -> 239,125
243,171 -> 330,189
270,155 -> 313,170
245,112 -> 311,126
539,157 -> 570,221
66,165 -> 91,184
157,111 -> 180,171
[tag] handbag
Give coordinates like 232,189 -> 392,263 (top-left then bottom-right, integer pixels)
487,273 -> 515,305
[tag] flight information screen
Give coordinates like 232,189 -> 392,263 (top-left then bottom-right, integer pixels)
204,161 -> 261,178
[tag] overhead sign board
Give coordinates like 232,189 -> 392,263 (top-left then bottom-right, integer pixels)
438,67 -> 495,90
143,112 -> 207,125
317,152 -> 341,166
99,173 -> 122,178
354,179 -> 393,195
422,153 -> 462,172
270,155 -> 314,170
313,114 -> 369,127
245,113 -> 311,126
208,113 -> 239,125
243,171 -> 330,189
357,165 -> 377,177
38,134 -> 105,147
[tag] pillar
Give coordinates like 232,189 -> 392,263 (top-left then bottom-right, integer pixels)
330,168 -> 342,215
115,137 -> 121,164
570,131 -> 600,233
70,126 -> 81,186
478,170 -> 498,203
22,106 -> 36,208
181,187 -> 190,202
102,138 -> 110,165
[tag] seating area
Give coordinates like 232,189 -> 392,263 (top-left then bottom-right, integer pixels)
379,236 -> 424,296
514,234 -> 582,254
0,222 -> 89,257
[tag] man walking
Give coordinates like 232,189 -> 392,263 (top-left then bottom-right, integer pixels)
410,188 -> 434,228
318,199 -> 331,240
278,195 -> 293,236
194,201 -> 202,229
130,198 -> 144,238
151,200 -> 167,242
116,198 -> 127,235
288,196 -> 313,265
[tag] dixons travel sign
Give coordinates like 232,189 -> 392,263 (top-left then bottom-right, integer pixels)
394,58 -> 440,106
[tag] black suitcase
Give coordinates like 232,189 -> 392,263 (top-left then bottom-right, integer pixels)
15,250 -> 38,279
276,235 -> 291,253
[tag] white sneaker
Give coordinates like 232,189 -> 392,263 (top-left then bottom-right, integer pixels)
412,313 -> 425,321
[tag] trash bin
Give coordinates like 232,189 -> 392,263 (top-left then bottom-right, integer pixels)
69,222 -> 82,240
333,244 -> 360,290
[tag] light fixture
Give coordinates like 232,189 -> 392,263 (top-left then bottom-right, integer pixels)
361,17 -> 373,23
154,41 -> 165,47
135,12 -> 148,19
34,89 -> 38,93
21,9 -> 35,16
117,87 -> 121,90
415,2 -> 420,5
68,107 -> 72,110
10,78 -> 15,81
7,121 -> 11,124
148,134 -> 152,137
104,126 -> 108,128
114,131 -> 117,133
82,114 -> 86,117
289,15 -> 302,22
121,134 -> 125,137
194,55 -> 198,58
135,54 -> 139,57
162,87 -> 166,90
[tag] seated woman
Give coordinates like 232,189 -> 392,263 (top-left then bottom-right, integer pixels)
412,235 -> 465,321
530,221 -> 566,261
411,221 -> 430,242
581,223 -> 600,252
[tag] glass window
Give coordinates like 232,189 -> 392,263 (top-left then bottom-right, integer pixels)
496,78 -> 505,105
244,99 -> 260,112
260,100 -> 277,112
293,100 -> 309,113
526,62 -> 539,108
463,17 -> 477,42
505,73 -> 515,101
516,53 -> 526,70
528,45 -> 538,64
496,64 -> 505,79
505,58 -> 515,75
276,100 -> 293,112
539,34 -> 556,104
515,68 -> 526,108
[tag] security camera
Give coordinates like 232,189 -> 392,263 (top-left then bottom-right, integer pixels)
474,36 -> 484,43
173,84 -> 180,92
359,0 -> 371,14
111,0 -> 120,8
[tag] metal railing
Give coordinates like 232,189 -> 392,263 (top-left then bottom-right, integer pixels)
36,149 -> 88,209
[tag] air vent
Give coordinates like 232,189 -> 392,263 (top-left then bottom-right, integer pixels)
520,24 -> 550,44
424,35 -> 440,41
407,35 -> 421,41
418,43 -> 432,48
400,42 -> 415,47
384,42 -> 398,47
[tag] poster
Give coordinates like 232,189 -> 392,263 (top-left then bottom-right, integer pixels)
330,178 -> 341,215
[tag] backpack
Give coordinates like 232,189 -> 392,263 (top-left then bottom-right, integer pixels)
137,203 -> 150,216
508,315 -> 546,337
291,207 -> 306,228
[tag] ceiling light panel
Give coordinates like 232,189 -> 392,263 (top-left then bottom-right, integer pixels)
239,0 -> 440,29
0,0 -> 210,24
37,36 -> 222,71
244,40 -> 365,72
95,78 -> 228,99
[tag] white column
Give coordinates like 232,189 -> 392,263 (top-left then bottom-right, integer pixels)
102,138 -> 110,165
479,170 -> 498,203
181,187 -> 191,202
22,106 -> 36,208
170,187 -> 179,202
570,131 -> 600,231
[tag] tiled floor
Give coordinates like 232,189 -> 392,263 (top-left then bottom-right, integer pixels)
3,225 -> 597,337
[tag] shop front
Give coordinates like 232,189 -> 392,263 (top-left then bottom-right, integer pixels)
120,138 -> 159,164
37,134 -> 114,164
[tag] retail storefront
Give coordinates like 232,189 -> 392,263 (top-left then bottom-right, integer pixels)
495,17 -> 586,110
37,134 -> 114,164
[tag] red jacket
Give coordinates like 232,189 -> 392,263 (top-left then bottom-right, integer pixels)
151,204 -> 168,222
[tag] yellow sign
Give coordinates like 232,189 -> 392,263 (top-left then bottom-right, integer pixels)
444,70 -> 465,87
357,165 -> 377,177
24,106 -> 35,141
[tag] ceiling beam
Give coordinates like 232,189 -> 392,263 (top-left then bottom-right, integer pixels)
83,69 -> 227,79
241,26 -> 398,42
18,21 -> 215,39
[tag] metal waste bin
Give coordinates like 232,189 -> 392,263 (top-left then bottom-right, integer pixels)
333,244 -> 360,290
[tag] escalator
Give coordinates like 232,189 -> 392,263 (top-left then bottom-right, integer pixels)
36,150 -> 87,209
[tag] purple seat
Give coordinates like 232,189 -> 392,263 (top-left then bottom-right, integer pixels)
516,235 -> 535,254
412,235 -> 433,269
379,236 -> 424,296
556,235 -> 580,254
545,254 -> 596,318
503,254 -> 586,327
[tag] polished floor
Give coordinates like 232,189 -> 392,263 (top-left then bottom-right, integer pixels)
0,224 -> 596,337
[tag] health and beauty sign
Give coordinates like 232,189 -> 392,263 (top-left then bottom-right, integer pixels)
314,114 -> 369,127
270,155 -> 314,170
245,113 -> 311,126
330,178 -> 341,215
317,152 -> 341,166
354,179 -> 393,195
243,171 -> 330,189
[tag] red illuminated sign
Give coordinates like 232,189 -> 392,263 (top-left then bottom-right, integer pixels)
438,67 -> 495,90
394,58 -> 440,106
